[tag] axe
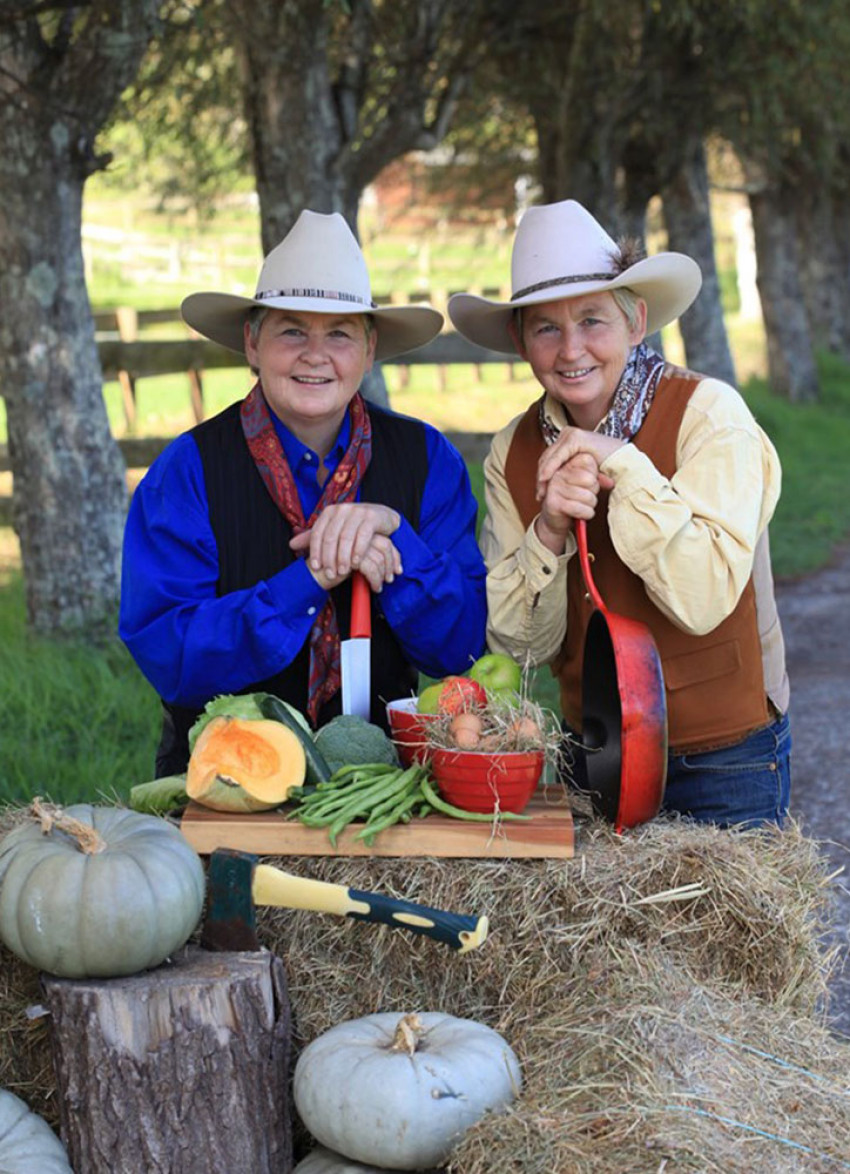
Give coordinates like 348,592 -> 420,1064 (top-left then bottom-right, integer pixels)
201,848 -> 489,954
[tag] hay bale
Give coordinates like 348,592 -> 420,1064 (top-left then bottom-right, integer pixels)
0,806 -> 55,1123
254,816 -> 846,1172
1,806 -> 848,1170
0,945 -> 53,1122
261,817 -> 835,1036
450,962 -> 850,1173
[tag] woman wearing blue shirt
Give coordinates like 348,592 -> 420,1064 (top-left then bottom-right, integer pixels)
119,210 -> 487,775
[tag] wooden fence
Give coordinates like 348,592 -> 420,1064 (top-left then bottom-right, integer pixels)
92,303 -> 516,430
0,307 -> 514,526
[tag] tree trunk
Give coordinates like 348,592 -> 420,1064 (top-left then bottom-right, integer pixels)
0,2 -> 160,636
749,184 -> 820,402
42,947 -> 293,1174
224,0 -> 347,252
796,187 -> 850,361
529,78 -> 621,228
661,141 -> 737,386
0,165 -> 127,636
616,146 -> 672,354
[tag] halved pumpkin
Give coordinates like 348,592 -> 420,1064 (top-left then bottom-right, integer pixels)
186,716 -> 306,812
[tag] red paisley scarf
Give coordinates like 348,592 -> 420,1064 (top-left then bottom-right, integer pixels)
241,383 -> 372,726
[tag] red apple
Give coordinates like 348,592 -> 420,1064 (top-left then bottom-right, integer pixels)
435,675 -> 487,715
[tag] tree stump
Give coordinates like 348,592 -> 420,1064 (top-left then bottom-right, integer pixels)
41,946 -> 292,1174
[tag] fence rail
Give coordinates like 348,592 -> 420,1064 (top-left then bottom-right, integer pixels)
0,318 -> 507,526
92,305 -> 516,431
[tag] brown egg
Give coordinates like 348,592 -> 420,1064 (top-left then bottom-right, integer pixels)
507,716 -> 543,745
449,711 -> 483,749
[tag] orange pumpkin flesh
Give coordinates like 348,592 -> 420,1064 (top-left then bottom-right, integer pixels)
186,717 -> 306,812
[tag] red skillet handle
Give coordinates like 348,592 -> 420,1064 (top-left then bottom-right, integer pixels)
350,571 -> 371,639
575,519 -> 607,613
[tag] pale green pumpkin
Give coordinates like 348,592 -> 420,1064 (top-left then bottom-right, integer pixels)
0,803 -> 205,979
0,1089 -> 73,1173
292,1146 -> 440,1173
294,1012 -> 521,1170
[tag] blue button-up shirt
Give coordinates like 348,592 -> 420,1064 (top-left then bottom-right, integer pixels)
119,402 -> 487,708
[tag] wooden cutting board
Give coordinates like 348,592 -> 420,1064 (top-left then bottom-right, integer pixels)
179,787 -> 573,859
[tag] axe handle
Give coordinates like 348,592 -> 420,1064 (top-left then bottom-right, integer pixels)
252,864 -> 488,954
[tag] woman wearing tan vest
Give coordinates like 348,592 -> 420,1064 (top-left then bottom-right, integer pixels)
448,199 -> 790,828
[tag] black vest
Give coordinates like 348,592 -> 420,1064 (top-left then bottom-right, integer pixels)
156,401 -> 429,775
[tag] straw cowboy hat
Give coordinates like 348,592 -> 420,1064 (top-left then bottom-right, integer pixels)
448,199 -> 702,353
181,209 -> 443,362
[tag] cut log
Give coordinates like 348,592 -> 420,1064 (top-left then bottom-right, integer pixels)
41,946 -> 292,1174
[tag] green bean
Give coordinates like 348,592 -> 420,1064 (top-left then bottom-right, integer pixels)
317,763 -> 399,790
297,789 -> 391,824
322,773 -> 416,844
419,776 -> 531,822
301,770 -> 403,810
356,790 -> 423,844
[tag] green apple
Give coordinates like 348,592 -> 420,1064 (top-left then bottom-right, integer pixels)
417,681 -> 445,715
468,652 -> 522,702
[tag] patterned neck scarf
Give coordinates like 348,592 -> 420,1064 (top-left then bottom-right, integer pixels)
241,383 -> 372,726
538,341 -> 666,444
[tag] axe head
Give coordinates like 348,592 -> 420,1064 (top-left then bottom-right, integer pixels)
201,847 -> 260,952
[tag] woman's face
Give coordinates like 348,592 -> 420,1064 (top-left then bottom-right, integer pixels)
244,309 -> 375,440
510,292 -> 646,430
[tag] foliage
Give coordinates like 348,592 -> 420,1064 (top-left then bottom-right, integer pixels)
96,1 -> 251,214
93,0 -> 521,235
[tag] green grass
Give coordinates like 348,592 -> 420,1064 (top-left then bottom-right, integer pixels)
0,577 -> 161,807
741,354 -> 850,577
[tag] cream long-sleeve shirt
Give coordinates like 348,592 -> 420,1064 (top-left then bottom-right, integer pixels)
480,379 -> 790,712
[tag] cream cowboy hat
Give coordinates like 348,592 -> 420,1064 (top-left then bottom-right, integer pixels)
181,209 -> 443,361
447,199 -> 702,353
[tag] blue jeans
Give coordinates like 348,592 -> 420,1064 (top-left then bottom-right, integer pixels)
662,710 -> 791,829
561,710 -> 792,830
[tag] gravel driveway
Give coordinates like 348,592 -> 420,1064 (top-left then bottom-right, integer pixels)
777,542 -> 850,1035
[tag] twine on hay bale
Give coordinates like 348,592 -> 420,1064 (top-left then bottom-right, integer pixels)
1,805 -> 848,1169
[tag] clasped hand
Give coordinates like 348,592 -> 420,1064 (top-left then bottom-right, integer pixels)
289,502 -> 402,592
533,427 -> 623,554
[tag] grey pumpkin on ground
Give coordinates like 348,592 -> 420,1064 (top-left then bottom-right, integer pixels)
294,1011 -> 521,1171
0,1088 -> 73,1173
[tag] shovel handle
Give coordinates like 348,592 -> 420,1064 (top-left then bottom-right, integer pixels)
575,519 -> 607,613
350,571 -> 371,639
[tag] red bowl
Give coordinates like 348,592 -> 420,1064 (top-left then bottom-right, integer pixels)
430,748 -> 544,814
386,698 -> 437,767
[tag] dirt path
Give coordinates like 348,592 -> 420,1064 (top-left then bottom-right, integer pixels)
776,543 -> 850,1035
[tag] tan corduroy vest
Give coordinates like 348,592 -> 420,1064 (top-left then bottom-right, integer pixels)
504,366 -> 769,753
